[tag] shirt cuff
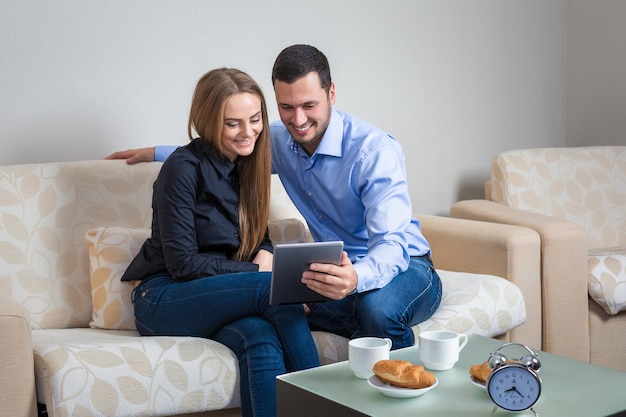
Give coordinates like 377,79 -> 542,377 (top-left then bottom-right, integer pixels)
154,145 -> 178,162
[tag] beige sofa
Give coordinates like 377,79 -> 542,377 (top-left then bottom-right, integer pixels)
451,146 -> 626,372
0,160 -> 537,417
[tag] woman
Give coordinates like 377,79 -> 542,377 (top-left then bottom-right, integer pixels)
121,68 -> 319,417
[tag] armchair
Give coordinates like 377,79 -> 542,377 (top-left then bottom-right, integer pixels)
451,146 -> 626,371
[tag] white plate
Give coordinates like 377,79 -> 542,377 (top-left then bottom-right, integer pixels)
367,375 -> 438,398
469,375 -> 487,391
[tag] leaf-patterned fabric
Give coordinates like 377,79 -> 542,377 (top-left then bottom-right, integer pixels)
490,146 -> 626,315
86,227 -> 148,330
0,160 -> 525,416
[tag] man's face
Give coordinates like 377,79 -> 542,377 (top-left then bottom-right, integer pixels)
274,71 -> 335,155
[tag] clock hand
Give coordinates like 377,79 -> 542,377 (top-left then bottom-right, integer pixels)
504,387 -> 523,398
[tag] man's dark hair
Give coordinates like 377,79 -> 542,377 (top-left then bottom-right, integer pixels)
271,44 -> 332,92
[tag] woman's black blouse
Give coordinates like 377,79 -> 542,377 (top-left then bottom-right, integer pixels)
121,138 -> 273,282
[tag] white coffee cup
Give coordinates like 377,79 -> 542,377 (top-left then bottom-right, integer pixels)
348,337 -> 393,379
418,330 -> 468,371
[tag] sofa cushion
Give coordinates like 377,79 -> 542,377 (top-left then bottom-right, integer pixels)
32,328 -> 241,417
588,249 -> 626,315
416,269 -> 526,337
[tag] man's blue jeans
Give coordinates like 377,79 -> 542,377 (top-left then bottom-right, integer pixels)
306,256 -> 442,349
131,272 -> 319,417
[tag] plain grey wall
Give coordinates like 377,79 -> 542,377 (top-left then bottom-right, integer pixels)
567,0 -> 626,148
1,1 -> 617,215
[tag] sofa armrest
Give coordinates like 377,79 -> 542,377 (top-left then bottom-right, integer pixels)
0,296 -> 37,417
450,200 -> 589,362
416,214 -> 542,348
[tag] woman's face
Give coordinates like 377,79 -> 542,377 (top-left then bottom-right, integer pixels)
221,92 -> 263,161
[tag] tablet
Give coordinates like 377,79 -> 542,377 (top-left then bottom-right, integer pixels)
270,241 -> 344,305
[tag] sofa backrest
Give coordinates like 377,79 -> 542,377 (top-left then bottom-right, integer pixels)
0,160 -> 305,330
489,146 -> 626,249
0,161 -> 160,329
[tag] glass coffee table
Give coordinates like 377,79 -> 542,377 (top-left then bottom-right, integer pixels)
277,334 -> 626,416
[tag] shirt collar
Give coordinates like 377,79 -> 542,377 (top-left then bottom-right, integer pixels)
198,139 -> 237,177
289,108 -> 343,158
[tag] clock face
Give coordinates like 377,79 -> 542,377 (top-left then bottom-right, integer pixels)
487,364 -> 541,412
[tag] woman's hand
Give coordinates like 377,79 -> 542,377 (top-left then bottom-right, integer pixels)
252,249 -> 273,272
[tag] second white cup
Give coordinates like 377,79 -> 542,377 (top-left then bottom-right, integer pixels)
418,330 -> 468,371
348,337 -> 392,379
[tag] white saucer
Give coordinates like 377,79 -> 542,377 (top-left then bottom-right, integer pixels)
469,375 -> 487,391
367,375 -> 438,398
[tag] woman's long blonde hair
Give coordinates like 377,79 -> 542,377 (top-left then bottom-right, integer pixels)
188,68 -> 271,262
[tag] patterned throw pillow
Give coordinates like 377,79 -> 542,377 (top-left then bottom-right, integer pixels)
588,251 -> 626,315
85,227 -> 149,330
267,217 -> 310,244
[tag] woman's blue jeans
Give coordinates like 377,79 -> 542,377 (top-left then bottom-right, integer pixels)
306,255 -> 442,349
131,272 -> 319,417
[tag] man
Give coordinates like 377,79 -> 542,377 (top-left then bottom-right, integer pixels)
106,44 -> 442,349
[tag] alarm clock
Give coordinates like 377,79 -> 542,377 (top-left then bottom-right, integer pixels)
486,342 -> 542,416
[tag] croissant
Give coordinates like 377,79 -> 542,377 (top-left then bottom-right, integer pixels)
372,359 -> 437,389
469,361 -> 491,383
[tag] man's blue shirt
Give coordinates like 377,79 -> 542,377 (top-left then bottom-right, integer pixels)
270,108 -> 430,292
